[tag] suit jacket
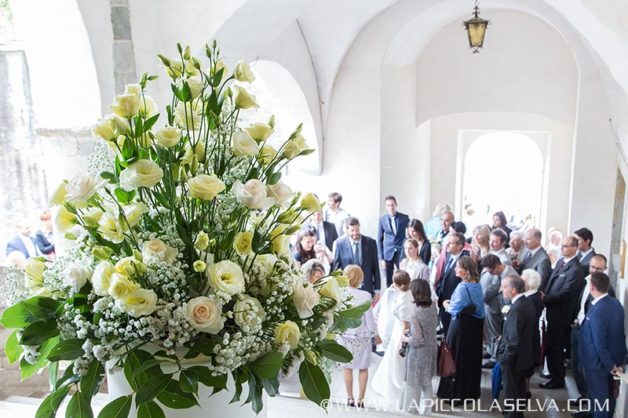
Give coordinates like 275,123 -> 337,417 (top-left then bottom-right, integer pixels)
419,240 -> 432,265
526,291 -> 543,363
578,249 -> 595,277
497,295 -> 536,372
34,230 -> 55,255
6,235 -> 39,258
543,257 -> 585,326
377,212 -> 410,261
435,255 -> 462,308
333,235 -> 381,295
522,247 -> 552,290
580,295 -> 627,373
481,265 -> 517,315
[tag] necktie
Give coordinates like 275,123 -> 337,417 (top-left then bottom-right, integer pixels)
577,252 -> 583,261
352,242 -> 360,265
584,294 -> 594,315
522,251 -> 531,266
390,216 -> 397,235
444,256 -> 454,275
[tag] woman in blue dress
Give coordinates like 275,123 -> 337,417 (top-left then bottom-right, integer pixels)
437,256 -> 486,403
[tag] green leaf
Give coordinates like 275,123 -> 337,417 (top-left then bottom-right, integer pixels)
156,380 -> 198,409
318,340 -> 353,363
80,361 -> 105,398
49,361 -> 59,390
0,297 -> 59,328
135,373 -> 172,405
5,330 -> 23,364
298,361 -> 330,408
187,366 -> 227,391
137,401 -> 165,418
100,171 -> 117,184
114,187 -> 133,205
261,377 -> 279,397
35,385 -> 70,418
97,395 -> 132,418
20,319 -> 60,345
249,351 -> 283,379
124,349 -> 159,391
20,337 -> 59,379
230,369 -> 248,404
142,114 -> 160,134
245,373 -> 264,413
66,391 -> 93,418
47,338 -> 85,362
338,301 -> 371,319
131,359 -> 161,378
266,171 -> 282,186
55,365 -> 80,390
178,369 -> 198,394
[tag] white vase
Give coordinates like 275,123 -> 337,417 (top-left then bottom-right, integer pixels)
106,368 -> 267,418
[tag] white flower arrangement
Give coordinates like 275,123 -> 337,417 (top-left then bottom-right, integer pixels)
0,42 -> 369,418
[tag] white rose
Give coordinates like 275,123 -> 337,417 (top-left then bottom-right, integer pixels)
207,260 -> 245,296
116,289 -> 158,317
233,61 -> 255,83
92,261 -> 115,296
108,273 -> 140,299
119,160 -> 164,190
186,296 -> 225,333
187,174 -> 226,201
234,296 -> 265,328
155,126 -> 181,148
98,212 -> 125,244
64,263 -> 92,293
232,180 -> 273,209
293,279 -> 321,318
232,131 -> 259,157
123,203 -> 148,228
267,182 -> 295,208
65,175 -> 104,207
142,239 -> 178,263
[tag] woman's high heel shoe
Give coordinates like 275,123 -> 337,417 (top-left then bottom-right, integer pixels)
347,398 -> 355,407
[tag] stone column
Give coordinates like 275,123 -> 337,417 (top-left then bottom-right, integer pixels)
110,0 -> 136,94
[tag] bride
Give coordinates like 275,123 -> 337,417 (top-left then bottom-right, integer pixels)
372,270 -> 414,409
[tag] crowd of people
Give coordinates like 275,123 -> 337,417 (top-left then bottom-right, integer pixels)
293,193 -> 627,418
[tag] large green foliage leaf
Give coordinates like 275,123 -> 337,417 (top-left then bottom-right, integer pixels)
317,340 -> 353,363
135,373 -> 173,405
248,351 -> 283,379
47,338 -> 85,362
5,330 -> 23,363
156,380 -> 198,409
80,360 -> 105,398
0,297 -> 59,328
20,337 -> 59,379
298,361 -> 330,408
20,319 -> 60,345
97,395 -> 132,418
35,385 -> 70,418
66,391 -> 93,418
137,401 -> 165,418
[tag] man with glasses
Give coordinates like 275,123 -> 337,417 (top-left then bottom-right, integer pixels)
540,236 -> 585,389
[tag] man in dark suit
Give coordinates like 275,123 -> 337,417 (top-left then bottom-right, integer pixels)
578,272 -> 626,418
305,210 -> 338,251
434,232 -> 467,335
522,228 -> 552,288
333,216 -> 381,297
6,219 -> 41,259
497,274 -> 536,418
377,195 -> 410,287
540,235 -> 585,389
574,227 -> 595,277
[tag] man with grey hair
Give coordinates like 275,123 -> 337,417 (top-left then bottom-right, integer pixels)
521,228 -> 552,288
424,202 -> 452,241
507,230 -> 529,273
497,274 -> 536,418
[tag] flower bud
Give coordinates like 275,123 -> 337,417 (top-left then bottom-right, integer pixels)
193,260 -> 207,272
91,246 -> 113,261
195,232 -> 210,251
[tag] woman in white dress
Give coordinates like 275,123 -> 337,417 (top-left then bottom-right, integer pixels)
372,270 -> 414,409
400,239 -> 430,281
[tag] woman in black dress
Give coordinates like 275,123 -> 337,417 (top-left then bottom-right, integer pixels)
437,256 -> 486,403
406,218 -> 431,265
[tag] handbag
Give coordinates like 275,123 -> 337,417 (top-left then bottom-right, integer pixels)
437,340 -> 456,377
459,285 -> 476,316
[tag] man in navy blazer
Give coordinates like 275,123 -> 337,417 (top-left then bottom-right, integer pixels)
333,216 -> 381,296
377,195 -> 410,287
578,272 -> 626,418
5,220 -> 41,259
434,232 -> 467,335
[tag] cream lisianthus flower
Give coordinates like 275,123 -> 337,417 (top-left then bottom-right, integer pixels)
119,160 -> 164,190
232,131 -> 259,157
319,276 -> 342,303
233,231 -> 254,256
257,145 -> 277,166
185,77 -> 204,99
267,182 -> 295,208
98,212 -> 125,244
231,180 -> 273,209
186,296 -> 225,333
234,296 -> 265,328
193,260 -> 207,272
194,231 -> 210,251
233,61 -> 255,83
24,258 -> 45,288
207,260 -> 245,296
81,207 -> 104,228
139,95 -> 158,118
174,99 -> 203,130
187,174 -> 226,201
55,206 -> 77,233
141,238 -> 178,263
92,261 -> 115,296
49,181 -> 68,206
246,122 -> 274,143
155,126 -> 181,148
213,60 -> 228,83
269,225 -> 291,257
293,279 -> 320,319
233,86 -> 258,109
108,273 -> 140,299
282,134 -> 308,159
65,175 -> 104,207
116,289 -> 158,317
63,263 -> 92,293
299,193 -> 321,212
92,117 -> 117,141
274,321 -> 300,350
110,92 -> 142,118
125,84 -> 142,96
123,202 -> 148,228
115,256 -> 147,278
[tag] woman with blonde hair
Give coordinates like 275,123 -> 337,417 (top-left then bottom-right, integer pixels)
470,224 -> 491,263
338,265 -> 376,408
